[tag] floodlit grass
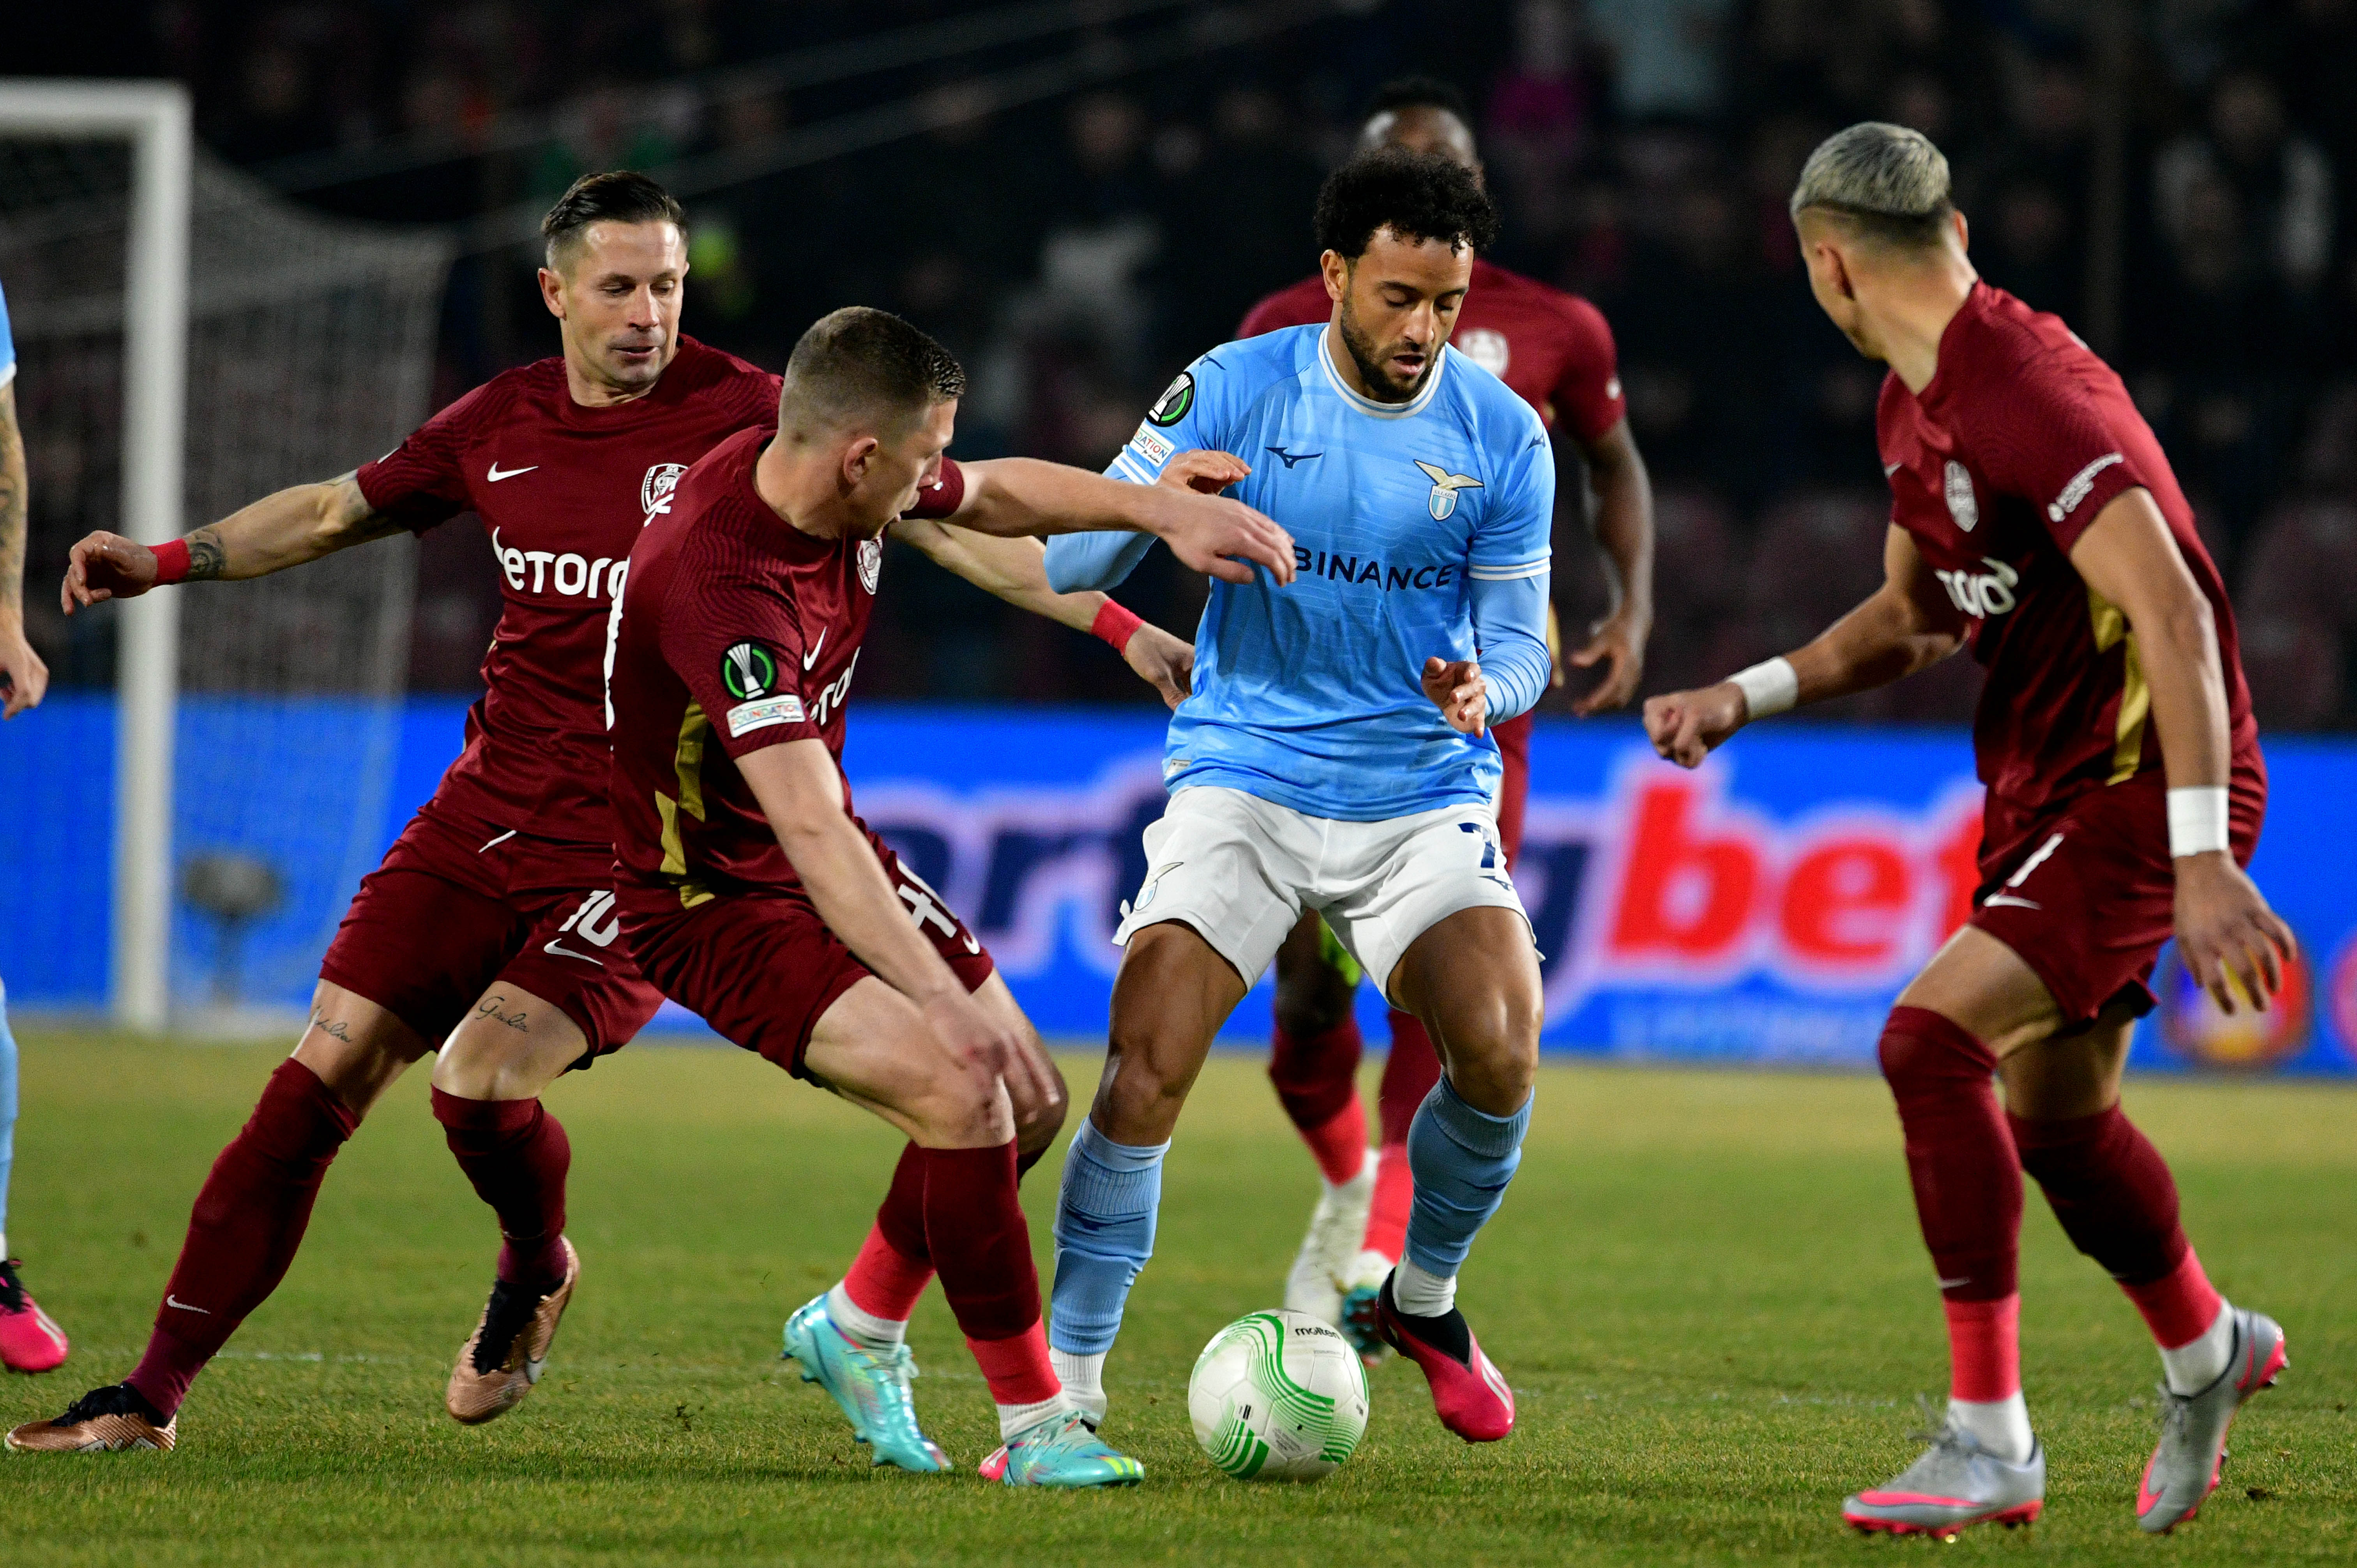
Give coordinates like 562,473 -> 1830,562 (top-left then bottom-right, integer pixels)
2,1031 -> 2350,1565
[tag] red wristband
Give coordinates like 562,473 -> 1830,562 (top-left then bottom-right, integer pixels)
1090,599 -> 1144,654
151,539 -> 191,585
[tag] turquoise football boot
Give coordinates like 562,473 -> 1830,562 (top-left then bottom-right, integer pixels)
998,1409 -> 1144,1488
781,1294 -> 949,1473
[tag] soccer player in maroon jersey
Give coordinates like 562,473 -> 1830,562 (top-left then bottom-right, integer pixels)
1231,78 -> 1654,1346
16,175 -> 1266,1456
1645,124 -> 2293,1538
605,307 -> 1283,1484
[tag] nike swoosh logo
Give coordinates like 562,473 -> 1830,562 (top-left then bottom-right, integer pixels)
167,1294 -> 213,1314
961,932 -> 981,955
1935,1276 -> 1972,1290
543,939 -> 606,966
1982,893 -> 2042,910
486,463 -> 538,482
1883,462 -> 1903,476
802,629 -> 827,671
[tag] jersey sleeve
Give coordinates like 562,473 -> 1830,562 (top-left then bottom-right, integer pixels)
354,382 -> 493,534
1550,295 -> 1625,444
1967,353 -> 2152,554
0,278 -> 14,390
901,455 -> 966,521
659,566 -> 821,761
1049,349 -> 1243,592
1467,412 -> 1557,722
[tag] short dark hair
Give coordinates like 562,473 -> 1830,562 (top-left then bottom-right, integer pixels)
1364,76 -> 1473,127
541,171 -> 686,266
1313,146 -> 1499,261
778,307 -> 965,436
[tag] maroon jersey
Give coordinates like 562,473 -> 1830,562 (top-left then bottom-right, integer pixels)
357,337 -> 779,846
1878,282 -> 2260,814
1238,257 -> 1626,440
606,426 -> 966,907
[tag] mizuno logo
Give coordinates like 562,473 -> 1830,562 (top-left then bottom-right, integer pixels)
803,629 -> 827,670
543,939 -> 606,966
167,1295 -> 212,1314
1265,446 -> 1323,469
486,462 -> 538,482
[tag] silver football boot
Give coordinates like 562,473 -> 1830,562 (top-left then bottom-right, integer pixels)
1843,1399 -> 2045,1538
2136,1307 -> 2287,1534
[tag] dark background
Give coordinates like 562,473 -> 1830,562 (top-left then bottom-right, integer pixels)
13,0 -> 2357,726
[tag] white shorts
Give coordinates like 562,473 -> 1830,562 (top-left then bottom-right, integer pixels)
1112,786 -> 1531,999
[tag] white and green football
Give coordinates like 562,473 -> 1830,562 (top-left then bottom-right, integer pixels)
1187,1309 -> 1370,1482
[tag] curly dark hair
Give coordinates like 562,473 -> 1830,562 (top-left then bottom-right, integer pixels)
779,306 -> 965,434
1364,75 -> 1473,126
1312,146 -> 1498,261
539,170 -> 686,264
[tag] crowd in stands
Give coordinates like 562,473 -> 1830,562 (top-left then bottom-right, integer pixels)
20,0 -> 2357,727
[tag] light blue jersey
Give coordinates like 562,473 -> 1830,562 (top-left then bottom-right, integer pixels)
0,277 -> 14,389
1047,324 -> 1554,821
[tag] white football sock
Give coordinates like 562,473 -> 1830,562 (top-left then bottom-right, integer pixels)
1947,1393 -> 2034,1465
0,1231 -> 9,1261
1392,1257 -> 1457,1317
825,1283 -> 906,1349
2160,1301 -> 2235,1396
1050,1348 -> 1108,1423
997,1391 -> 1071,1442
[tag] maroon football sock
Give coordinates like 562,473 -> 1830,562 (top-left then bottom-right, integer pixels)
2010,1104 -> 2203,1311
125,1059 -> 358,1417
431,1089 -> 571,1289
1269,1017 -> 1363,1132
921,1141 -> 1041,1346
1877,1006 -> 2020,1303
1377,1010 -> 1444,1146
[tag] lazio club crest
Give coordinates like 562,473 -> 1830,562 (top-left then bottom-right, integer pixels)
642,461 -> 687,519
1415,459 -> 1484,521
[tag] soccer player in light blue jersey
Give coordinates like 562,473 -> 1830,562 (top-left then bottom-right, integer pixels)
0,274 -> 71,1375
1039,149 -> 1548,1448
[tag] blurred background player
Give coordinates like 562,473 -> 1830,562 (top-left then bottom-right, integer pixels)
0,270 -> 68,1377
606,307 -> 1288,1485
1041,148 -> 1547,1450
13,165 -> 1255,1455
1232,76 -> 1654,1346
1646,123 -> 2292,1540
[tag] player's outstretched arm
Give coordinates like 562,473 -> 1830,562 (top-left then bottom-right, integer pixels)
1644,523 -> 1964,767
736,738 -> 1054,1107
61,473 -> 403,612
2069,487 -> 2295,1013
0,382 -> 49,719
890,519 -> 1193,708
949,456 -> 1294,586
1566,418 -> 1656,715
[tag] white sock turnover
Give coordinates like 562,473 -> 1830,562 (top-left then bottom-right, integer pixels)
1391,1257 -> 1457,1317
996,1392 -> 1070,1442
825,1283 -> 906,1349
1947,1393 -> 2035,1466
1050,1348 -> 1108,1423
2159,1301 -> 2236,1396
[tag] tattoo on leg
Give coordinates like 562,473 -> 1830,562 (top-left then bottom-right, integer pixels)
474,995 -> 530,1032
185,525 -> 227,581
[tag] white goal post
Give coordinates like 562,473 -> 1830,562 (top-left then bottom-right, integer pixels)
0,80 -> 189,1032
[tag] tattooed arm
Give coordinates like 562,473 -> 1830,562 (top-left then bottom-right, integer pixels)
0,382 -> 47,718
60,471 -> 405,612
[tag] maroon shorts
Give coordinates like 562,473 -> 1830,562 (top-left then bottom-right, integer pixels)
1491,710 -> 1533,870
620,834 -> 996,1081
1970,765 -> 2267,1028
318,800 -> 664,1061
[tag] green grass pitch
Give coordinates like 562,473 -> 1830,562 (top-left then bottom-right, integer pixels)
2,1031 -> 2350,1565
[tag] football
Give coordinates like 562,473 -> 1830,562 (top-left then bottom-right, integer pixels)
1187,1309 -> 1371,1482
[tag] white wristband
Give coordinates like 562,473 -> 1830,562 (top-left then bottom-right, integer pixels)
2168,786 -> 2230,858
1729,657 -> 1798,720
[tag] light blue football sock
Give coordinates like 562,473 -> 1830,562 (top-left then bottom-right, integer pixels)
1048,1117 -> 1168,1356
1401,1074 -> 1530,1281
0,980 -> 17,1252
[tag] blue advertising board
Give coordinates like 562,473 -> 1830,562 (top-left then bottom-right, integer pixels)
4,698 -> 2350,1074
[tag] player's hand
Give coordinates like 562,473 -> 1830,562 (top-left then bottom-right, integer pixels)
0,615 -> 49,719
1133,454 -> 1294,586
1124,621 -> 1194,710
1569,606 -> 1650,716
1643,682 -> 1746,768
62,531 -> 157,613
1422,656 -> 1488,736
2172,852 -> 2297,1015
1154,448 -> 1252,496
920,988 -> 1054,1109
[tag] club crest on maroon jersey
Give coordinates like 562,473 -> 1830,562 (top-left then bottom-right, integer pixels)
1457,328 -> 1511,377
641,462 -> 687,518
858,537 -> 883,594
1943,460 -> 1979,532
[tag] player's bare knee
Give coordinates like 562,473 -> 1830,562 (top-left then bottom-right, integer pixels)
1095,1026 -> 1199,1144
1433,995 -> 1540,1115
1015,1063 -> 1071,1154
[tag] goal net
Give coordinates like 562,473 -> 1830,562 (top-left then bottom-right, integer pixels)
0,121 -> 449,1028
